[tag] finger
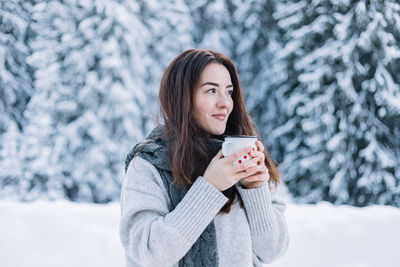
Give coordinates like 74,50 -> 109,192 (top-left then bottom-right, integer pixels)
257,152 -> 265,165
249,150 -> 265,161
232,157 -> 259,173
244,164 -> 267,174
255,140 -> 265,152
249,150 -> 258,157
225,146 -> 253,164
245,159 -> 265,173
236,170 -> 257,181
235,168 -> 266,181
242,173 -> 268,182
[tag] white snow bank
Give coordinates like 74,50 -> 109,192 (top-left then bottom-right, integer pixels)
0,200 -> 399,267
0,201 -> 123,267
272,202 -> 400,267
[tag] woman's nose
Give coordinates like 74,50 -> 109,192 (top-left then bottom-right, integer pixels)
216,93 -> 229,108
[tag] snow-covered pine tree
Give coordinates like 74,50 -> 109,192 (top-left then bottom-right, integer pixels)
0,1 -> 35,199
10,0 -> 153,202
274,0 -> 400,206
133,0 -> 195,120
0,1 -> 34,134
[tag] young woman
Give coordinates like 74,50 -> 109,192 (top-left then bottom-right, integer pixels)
120,49 -> 288,267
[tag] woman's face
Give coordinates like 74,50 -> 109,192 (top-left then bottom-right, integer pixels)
193,63 -> 234,135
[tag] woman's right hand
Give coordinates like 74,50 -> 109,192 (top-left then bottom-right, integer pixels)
202,147 -> 261,191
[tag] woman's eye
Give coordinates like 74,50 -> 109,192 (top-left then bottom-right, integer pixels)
207,88 -> 216,94
227,89 -> 234,96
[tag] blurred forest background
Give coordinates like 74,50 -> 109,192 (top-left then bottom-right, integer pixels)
1,0 -> 399,207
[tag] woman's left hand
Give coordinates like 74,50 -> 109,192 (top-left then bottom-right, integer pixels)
239,140 -> 270,189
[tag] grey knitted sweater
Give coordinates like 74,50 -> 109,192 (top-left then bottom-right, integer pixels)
120,157 -> 289,267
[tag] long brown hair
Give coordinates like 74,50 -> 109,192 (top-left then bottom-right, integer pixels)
159,49 -> 280,213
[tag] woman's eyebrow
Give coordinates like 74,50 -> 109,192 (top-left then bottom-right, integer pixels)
200,82 -> 233,88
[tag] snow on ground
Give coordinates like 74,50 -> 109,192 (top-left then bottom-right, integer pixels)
1,200 -> 399,267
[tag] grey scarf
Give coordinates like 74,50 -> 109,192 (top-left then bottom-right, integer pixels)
125,125 -> 219,267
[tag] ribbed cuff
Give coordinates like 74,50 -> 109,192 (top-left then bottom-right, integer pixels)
165,177 -> 228,243
236,183 -> 274,234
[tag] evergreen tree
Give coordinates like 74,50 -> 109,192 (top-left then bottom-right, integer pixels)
7,0 -> 152,202
0,0 -> 196,202
2,0 -> 399,206
274,0 -> 400,206
134,0 -> 195,118
0,0 -> 34,133
0,1 -> 35,199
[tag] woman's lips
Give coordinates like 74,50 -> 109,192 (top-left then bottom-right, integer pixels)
212,114 -> 226,121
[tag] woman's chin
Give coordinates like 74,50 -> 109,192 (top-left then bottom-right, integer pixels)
209,127 -> 226,136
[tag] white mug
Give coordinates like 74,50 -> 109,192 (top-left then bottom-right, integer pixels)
222,136 -> 258,165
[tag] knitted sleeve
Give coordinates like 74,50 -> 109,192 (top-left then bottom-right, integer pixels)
236,183 -> 289,264
119,156 -> 228,267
